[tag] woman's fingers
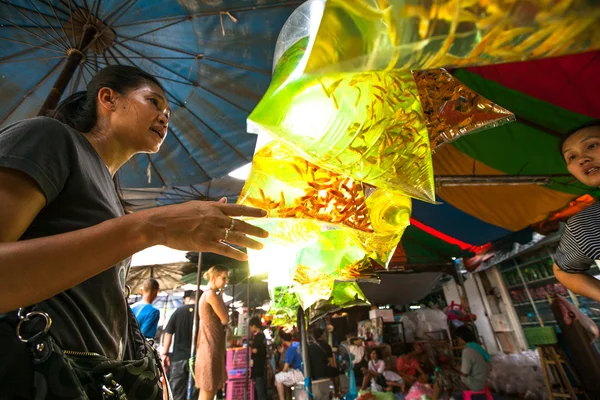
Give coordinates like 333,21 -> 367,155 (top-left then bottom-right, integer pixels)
230,219 -> 268,238
208,241 -> 249,261
218,203 -> 267,218
225,231 -> 264,250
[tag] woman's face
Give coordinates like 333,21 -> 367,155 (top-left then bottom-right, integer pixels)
562,126 -> 600,187
214,271 -> 229,289
370,350 -> 378,360
110,83 -> 170,154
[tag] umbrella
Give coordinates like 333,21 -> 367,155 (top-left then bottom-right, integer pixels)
126,261 -> 193,293
0,0 -> 300,189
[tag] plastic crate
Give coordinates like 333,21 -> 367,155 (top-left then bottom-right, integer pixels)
228,368 -> 247,379
524,326 -> 558,346
226,347 -> 250,369
226,378 -> 254,400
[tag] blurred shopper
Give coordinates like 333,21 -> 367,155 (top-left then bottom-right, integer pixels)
195,265 -> 229,400
163,290 -> 201,400
131,278 -> 160,339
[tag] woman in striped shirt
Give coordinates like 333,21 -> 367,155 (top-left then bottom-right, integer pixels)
553,120 -> 600,302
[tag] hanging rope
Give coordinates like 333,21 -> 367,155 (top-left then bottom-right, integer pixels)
219,11 -> 238,36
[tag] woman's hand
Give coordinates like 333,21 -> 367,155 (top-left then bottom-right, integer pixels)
141,198 -> 268,261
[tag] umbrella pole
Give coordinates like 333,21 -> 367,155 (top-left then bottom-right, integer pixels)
38,25 -> 97,115
187,252 -> 203,400
298,307 -> 312,398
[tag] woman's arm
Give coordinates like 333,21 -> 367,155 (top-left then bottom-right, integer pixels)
553,264 -> 600,302
0,168 -> 267,313
206,291 -> 229,325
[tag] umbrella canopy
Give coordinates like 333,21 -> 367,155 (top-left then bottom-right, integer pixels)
127,262 -> 193,293
0,0 -> 299,187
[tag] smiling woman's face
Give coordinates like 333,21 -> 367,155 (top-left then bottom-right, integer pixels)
562,125 -> 600,187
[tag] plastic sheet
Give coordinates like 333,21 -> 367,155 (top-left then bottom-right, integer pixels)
240,141 -> 412,270
413,69 -> 515,150
308,282 -> 371,323
267,286 -> 300,328
305,0 -> 600,74
487,351 -> 548,399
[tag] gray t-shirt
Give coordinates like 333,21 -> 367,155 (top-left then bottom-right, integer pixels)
0,117 -> 131,360
461,346 -> 489,391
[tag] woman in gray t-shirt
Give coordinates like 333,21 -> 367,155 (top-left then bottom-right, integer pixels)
0,65 -> 268,399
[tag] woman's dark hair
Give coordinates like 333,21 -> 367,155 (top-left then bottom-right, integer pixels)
559,120 -> 600,155
48,65 -> 162,133
279,330 -> 293,342
370,348 -> 382,359
454,325 -> 476,343
249,317 -> 262,329
46,65 -> 163,211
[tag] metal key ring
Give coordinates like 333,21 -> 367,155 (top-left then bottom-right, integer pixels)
16,311 -> 52,343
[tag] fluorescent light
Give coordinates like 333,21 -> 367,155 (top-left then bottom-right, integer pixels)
409,305 -> 421,310
228,163 -> 252,180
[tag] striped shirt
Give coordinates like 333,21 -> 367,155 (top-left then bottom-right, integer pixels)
554,202 -> 600,273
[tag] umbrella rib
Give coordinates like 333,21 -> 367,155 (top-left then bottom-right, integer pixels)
0,1 -> 68,22
115,35 -> 270,75
112,1 -> 303,27
167,126 -> 211,181
145,154 -> 166,186
0,55 -> 67,64
25,0 -> 72,48
94,0 -> 104,21
181,106 -> 250,161
0,45 -> 42,63
202,56 -> 270,76
0,16 -> 66,52
44,0 -> 71,18
0,60 -> 65,125
116,16 -> 190,45
115,41 -> 251,113
101,0 -> 136,26
93,53 -> 99,72
81,0 -> 139,54
40,0 -> 74,48
62,0 -> 78,46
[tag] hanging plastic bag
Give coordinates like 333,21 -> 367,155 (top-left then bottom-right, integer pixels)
305,0 -> 600,74
309,282 -> 371,323
240,141 -> 412,271
249,49 -> 435,201
413,69 -> 515,150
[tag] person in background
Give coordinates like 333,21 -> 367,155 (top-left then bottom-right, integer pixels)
360,348 -> 385,391
275,330 -> 304,399
309,327 -> 341,398
195,265 -> 230,400
553,120 -> 600,302
345,335 -> 367,386
162,290 -> 201,400
250,317 -> 267,400
396,343 -> 427,389
432,326 -> 490,399
131,278 -> 161,339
